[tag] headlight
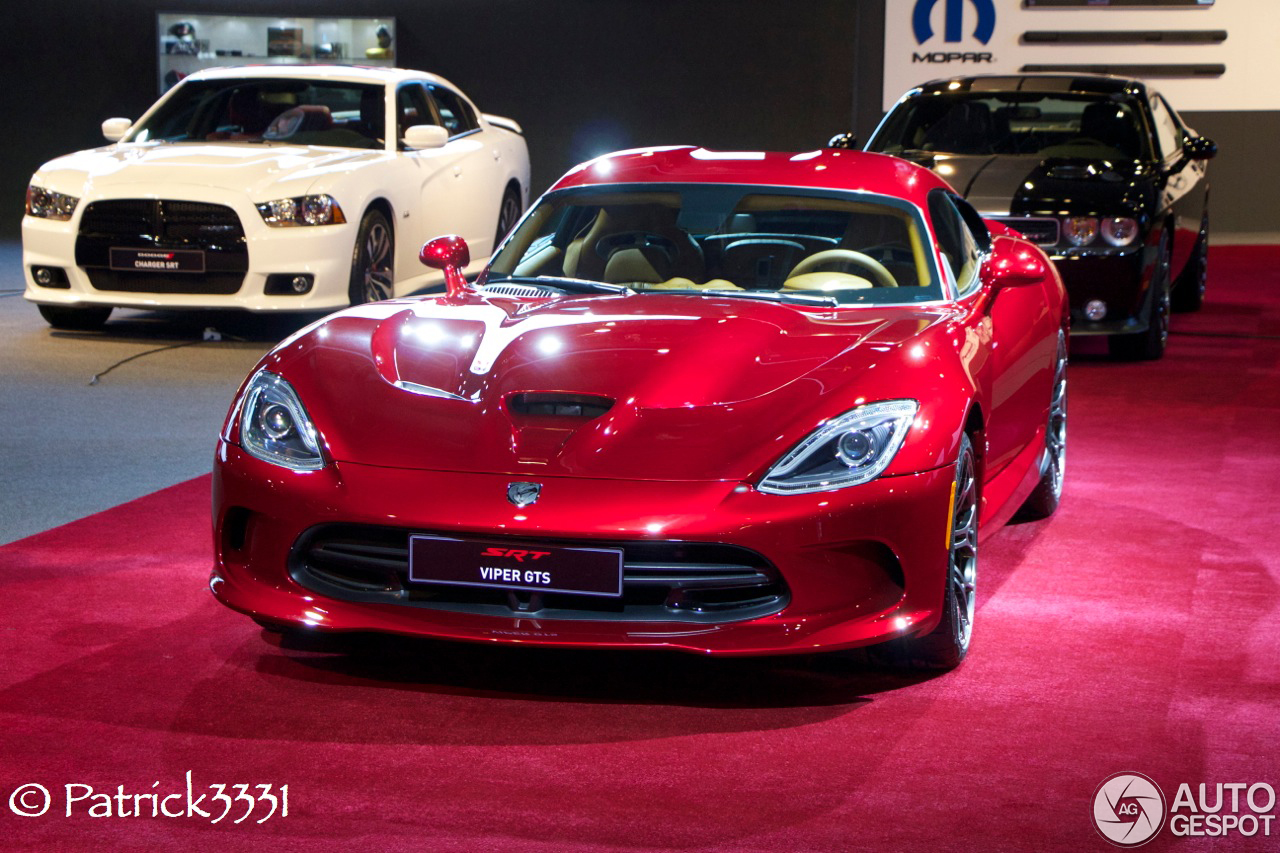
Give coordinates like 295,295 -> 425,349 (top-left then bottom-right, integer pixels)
1100,217 -> 1138,247
759,400 -> 918,495
256,194 -> 346,227
26,185 -> 79,220
237,369 -> 326,470
1062,216 -> 1098,247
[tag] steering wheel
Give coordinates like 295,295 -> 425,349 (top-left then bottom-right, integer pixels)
787,249 -> 897,288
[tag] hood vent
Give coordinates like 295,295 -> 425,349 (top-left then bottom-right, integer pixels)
507,392 -> 613,419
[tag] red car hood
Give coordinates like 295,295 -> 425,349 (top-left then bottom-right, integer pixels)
267,292 -> 950,481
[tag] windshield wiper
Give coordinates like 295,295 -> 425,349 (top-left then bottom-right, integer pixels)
639,289 -> 839,307
482,275 -> 633,295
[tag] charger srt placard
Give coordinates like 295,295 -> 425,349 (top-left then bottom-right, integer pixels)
409,534 -> 623,597
109,248 -> 206,273
883,0 -> 1275,112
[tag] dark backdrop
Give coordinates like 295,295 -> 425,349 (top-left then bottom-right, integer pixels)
1,1 -> 1272,239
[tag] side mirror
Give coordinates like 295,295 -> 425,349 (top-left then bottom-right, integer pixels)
102,118 -> 132,142
1184,136 -> 1217,161
826,132 -> 858,150
981,236 -> 1048,291
403,124 -> 448,150
420,235 -> 471,298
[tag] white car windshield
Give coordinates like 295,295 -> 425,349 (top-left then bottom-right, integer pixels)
488,184 -> 941,305
129,78 -> 387,149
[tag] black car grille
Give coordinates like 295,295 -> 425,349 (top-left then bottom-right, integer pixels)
991,216 -> 1060,247
290,524 -> 790,624
75,199 -> 248,294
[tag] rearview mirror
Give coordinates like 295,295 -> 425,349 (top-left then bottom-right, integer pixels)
826,132 -> 858,150
1183,136 -> 1217,161
403,124 -> 448,150
420,235 -> 471,298
981,236 -> 1048,290
101,117 -> 132,142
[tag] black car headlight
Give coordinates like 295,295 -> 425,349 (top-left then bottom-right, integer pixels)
759,400 -> 918,494
1062,216 -> 1099,247
256,194 -> 346,227
237,369 -> 326,470
26,185 -> 79,220
1100,217 -> 1138,247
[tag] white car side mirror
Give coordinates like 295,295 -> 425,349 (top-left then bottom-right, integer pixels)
402,124 -> 448,150
102,118 -> 133,142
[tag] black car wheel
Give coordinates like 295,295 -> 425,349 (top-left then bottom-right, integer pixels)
1109,232 -> 1171,361
37,304 -> 112,331
1172,213 -> 1208,313
900,433 -> 978,670
494,186 -> 522,250
349,209 -> 394,305
1017,331 -> 1067,521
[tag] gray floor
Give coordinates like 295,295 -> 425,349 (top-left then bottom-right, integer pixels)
0,240 -> 319,544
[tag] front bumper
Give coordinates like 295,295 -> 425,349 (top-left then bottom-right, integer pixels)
211,442 -> 956,656
22,186 -> 358,313
1050,246 -> 1152,336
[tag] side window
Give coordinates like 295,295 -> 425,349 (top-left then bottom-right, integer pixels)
928,190 -> 983,296
1148,93 -> 1182,162
427,84 -> 479,137
396,83 -> 439,141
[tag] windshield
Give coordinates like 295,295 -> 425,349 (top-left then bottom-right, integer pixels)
129,78 -> 385,149
869,92 -> 1151,161
488,184 -> 941,305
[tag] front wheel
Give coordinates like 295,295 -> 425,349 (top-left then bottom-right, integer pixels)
899,433 -> 979,670
1109,232 -> 1171,361
1172,213 -> 1208,313
38,304 -> 112,331
1017,330 -> 1067,521
348,209 -> 394,305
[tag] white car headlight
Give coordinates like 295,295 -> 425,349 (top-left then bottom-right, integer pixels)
238,370 -> 326,470
759,400 -> 918,495
26,185 -> 79,220
256,194 -> 346,227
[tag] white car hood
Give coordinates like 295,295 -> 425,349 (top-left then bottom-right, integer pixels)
36,142 -> 387,199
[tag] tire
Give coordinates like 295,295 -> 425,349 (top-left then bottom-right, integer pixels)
1109,231 -> 1171,361
898,433 -> 979,670
37,304 -> 112,331
1017,331 -> 1067,521
494,185 -> 522,251
348,209 -> 394,305
1172,213 -> 1208,313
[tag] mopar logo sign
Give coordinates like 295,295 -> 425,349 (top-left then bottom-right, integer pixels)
911,0 -> 996,64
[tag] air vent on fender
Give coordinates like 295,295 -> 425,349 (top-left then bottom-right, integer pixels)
507,392 -> 614,419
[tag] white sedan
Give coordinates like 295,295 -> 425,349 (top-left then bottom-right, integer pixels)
22,65 -> 530,329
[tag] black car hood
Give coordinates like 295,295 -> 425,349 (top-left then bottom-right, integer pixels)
921,153 -> 1152,218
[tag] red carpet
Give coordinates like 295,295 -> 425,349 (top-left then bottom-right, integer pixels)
2,247 -> 1278,851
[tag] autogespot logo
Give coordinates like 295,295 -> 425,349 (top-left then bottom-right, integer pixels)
1093,772 -> 1167,847
912,0 -> 996,45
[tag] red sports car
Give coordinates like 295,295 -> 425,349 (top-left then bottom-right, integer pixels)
211,146 -> 1068,668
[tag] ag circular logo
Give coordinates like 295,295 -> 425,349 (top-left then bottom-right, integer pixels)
1093,772 -> 1167,847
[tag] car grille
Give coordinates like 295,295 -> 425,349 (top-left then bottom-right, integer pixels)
290,524 -> 790,624
991,216 -> 1060,247
75,199 -> 248,294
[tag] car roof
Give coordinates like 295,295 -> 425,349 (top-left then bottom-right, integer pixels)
183,64 -> 457,89
548,146 -> 951,207
904,73 -> 1146,98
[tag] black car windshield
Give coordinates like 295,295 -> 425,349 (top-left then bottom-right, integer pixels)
869,92 -> 1151,161
487,184 -> 941,305
128,78 -> 386,149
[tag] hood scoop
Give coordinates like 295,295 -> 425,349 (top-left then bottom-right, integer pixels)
507,392 -> 614,419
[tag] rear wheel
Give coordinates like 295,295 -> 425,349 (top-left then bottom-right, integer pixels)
348,209 -> 394,305
38,304 -> 112,331
1017,331 -> 1067,521
1109,232 -> 1170,361
1172,213 -> 1208,313
900,433 -> 978,670
494,185 -> 522,250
